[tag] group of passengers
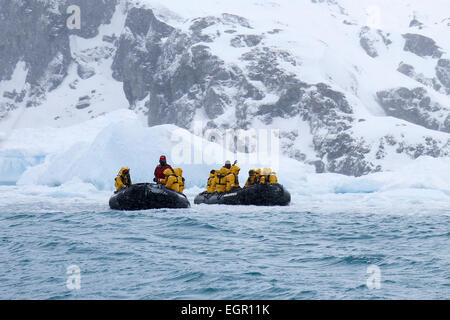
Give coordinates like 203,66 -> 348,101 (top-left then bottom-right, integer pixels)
114,156 -> 278,195
206,160 -> 278,194
115,155 -> 184,193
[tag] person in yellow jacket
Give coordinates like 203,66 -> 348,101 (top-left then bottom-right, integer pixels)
115,167 -> 132,192
206,170 -> 217,193
163,168 -> 179,192
244,169 -> 258,187
173,168 -> 185,193
226,164 -> 240,192
215,166 -> 229,193
259,168 -> 278,184
255,169 -> 262,183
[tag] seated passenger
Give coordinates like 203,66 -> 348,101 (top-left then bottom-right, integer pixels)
215,166 -> 229,193
255,168 -> 262,183
115,167 -> 132,192
173,168 -> 185,193
163,168 -> 179,192
226,164 -> 240,192
245,169 -> 258,187
259,168 -> 278,184
154,155 -> 173,184
223,160 -> 232,170
206,170 -> 217,193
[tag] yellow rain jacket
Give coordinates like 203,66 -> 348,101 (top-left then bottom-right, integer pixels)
115,167 -> 132,191
245,169 -> 258,187
255,169 -> 262,183
207,171 -> 217,193
259,168 -> 278,184
163,168 -> 179,192
173,168 -> 185,193
226,165 -> 240,192
215,167 -> 229,193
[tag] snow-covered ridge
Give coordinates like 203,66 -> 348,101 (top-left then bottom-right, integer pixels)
0,0 -> 449,177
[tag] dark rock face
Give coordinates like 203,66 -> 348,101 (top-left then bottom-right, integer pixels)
402,33 -> 443,58
111,11 -> 262,129
0,0 -> 118,114
246,56 -> 374,175
230,35 -> 263,48
204,88 -> 226,119
378,134 -> 448,159
436,59 -> 450,94
242,47 -> 298,91
359,27 -> 379,58
66,0 -> 117,39
77,63 -> 95,80
147,41 -> 237,127
397,62 -> 443,93
321,134 -> 375,176
76,95 -> 91,109
307,87 -> 376,176
397,63 -> 415,77
111,8 -> 174,105
0,0 -> 71,87
311,160 -> 325,173
0,0 -> 118,83
377,87 -> 450,133
409,18 -> 424,29
358,27 -> 392,58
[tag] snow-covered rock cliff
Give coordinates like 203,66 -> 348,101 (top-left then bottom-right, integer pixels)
1,0 -> 449,176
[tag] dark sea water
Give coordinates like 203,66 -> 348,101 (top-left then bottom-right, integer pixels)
0,188 -> 449,299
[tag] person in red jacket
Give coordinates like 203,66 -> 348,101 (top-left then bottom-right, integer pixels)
154,155 -> 173,184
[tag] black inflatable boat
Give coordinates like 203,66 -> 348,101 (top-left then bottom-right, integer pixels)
109,183 -> 190,210
194,183 -> 291,206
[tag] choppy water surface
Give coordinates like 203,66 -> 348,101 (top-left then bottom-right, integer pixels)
0,186 -> 449,299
